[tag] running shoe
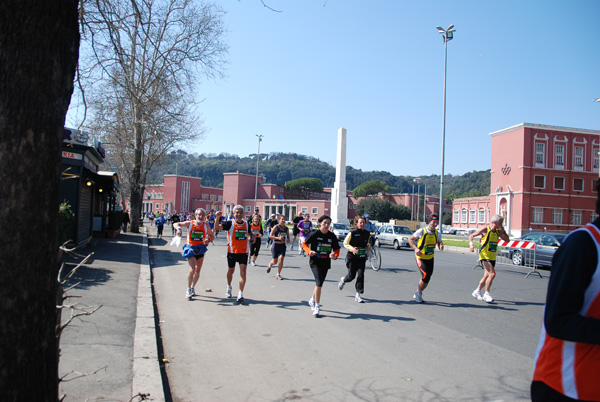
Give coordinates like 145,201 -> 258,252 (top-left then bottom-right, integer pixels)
276,273 -> 282,280
482,292 -> 494,303
472,289 -> 483,300
338,276 -> 345,290
355,293 -> 365,303
413,291 -> 423,303
226,285 -> 232,298
313,304 -> 320,317
266,264 -> 272,274
290,245 -> 294,251
186,288 -> 193,300
308,298 -> 316,310
236,292 -> 244,303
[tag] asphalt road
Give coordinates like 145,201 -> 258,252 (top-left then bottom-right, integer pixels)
149,230 -> 548,402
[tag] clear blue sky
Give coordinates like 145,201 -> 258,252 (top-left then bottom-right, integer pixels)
69,0 -> 600,178
193,0 -> 600,177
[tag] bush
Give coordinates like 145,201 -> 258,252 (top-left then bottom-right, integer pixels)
58,201 -> 75,244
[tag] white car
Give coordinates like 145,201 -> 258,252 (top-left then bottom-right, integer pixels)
330,222 -> 350,241
375,225 -> 412,249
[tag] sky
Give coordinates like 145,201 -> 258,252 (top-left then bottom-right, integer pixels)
67,0 -> 600,178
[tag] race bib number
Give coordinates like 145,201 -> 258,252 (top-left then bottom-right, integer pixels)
252,230 -> 260,236
356,247 -> 367,258
424,244 -> 435,255
190,231 -> 204,241
317,243 -> 332,258
235,230 -> 247,240
489,242 -> 498,252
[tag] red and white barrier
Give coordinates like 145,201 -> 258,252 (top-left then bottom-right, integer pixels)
498,239 -> 536,249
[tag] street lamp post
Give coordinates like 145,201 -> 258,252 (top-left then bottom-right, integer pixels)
411,183 -> 415,221
254,134 -> 264,211
436,24 -> 455,228
413,178 -> 421,222
423,183 -> 427,218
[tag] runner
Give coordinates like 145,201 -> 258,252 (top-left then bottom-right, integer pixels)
248,214 -> 263,266
173,208 -> 215,300
206,210 -> 216,242
155,213 -> 166,238
297,213 -> 313,256
339,215 -> 370,303
302,215 -> 340,317
408,214 -> 444,303
290,212 -> 303,251
214,206 -> 255,303
267,215 -> 290,280
469,214 -> 510,303
265,214 -> 277,247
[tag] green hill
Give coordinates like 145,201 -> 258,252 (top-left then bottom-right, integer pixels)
148,150 -> 490,201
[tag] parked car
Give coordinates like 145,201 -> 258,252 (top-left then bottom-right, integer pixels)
500,232 -> 565,267
375,225 -> 413,249
330,222 -> 350,241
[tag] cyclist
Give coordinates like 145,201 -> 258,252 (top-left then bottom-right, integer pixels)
364,214 -> 378,249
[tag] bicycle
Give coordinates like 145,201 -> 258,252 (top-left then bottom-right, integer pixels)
367,245 -> 381,271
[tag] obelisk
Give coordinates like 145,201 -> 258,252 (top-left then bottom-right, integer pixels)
331,127 -> 348,224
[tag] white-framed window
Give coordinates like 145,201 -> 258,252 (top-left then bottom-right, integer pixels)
593,179 -> 598,193
461,209 -> 467,223
246,206 -> 251,212
202,193 -> 208,200
453,210 -> 460,223
533,207 -> 543,223
478,209 -> 486,223
572,210 -> 582,226
181,181 -> 190,213
552,209 -> 563,224
534,175 -> 546,189
301,207 -> 308,213
573,178 -> 584,192
218,195 -> 223,201
535,142 -> 545,167
574,146 -> 584,170
321,193 -> 326,198
312,207 -> 318,214
469,210 -> 476,223
155,203 -> 160,210
593,147 -> 599,171
555,144 -> 564,168
554,176 -> 565,191
591,212 -> 599,223
280,188 -> 284,193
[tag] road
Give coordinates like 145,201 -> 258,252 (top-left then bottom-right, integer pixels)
149,229 -> 548,402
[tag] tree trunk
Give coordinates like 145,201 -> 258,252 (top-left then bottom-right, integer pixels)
129,110 -> 144,232
0,1 -> 79,401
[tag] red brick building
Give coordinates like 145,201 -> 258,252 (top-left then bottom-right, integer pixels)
452,123 -> 600,237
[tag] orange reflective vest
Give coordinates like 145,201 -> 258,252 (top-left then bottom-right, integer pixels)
532,224 -> 600,400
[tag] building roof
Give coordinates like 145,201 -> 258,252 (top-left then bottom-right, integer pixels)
490,122 -> 600,137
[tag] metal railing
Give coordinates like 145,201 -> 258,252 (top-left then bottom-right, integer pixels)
473,239 -> 542,278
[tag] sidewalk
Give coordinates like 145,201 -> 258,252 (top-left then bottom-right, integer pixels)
58,227 -> 164,402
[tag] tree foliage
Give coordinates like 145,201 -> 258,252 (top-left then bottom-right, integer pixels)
356,198 -> 411,222
78,0 -> 227,232
352,180 -> 390,198
285,177 -> 324,199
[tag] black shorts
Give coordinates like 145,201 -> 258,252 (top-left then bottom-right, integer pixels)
292,226 -> 300,236
480,259 -> 496,268
271,243 -> 286,259
309,260 -> 330,287
227,253 -> 248,268
416,257 -> 434,284
249,239 -> 262,256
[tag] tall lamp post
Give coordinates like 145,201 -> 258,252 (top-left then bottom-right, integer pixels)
254,134 -> 264,211
413,178 -> 421,222
436,24 -> 455,227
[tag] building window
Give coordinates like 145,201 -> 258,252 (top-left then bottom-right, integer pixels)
535,143 -> 545,167
210,194 -> 216,201
553,176 -> 565,191
573,178 -> 584,192
593,179 -> 598,192
461,209 -> 467,223
453,210 -> 459,223
555,144 -> 564,168
312,207 -> 318,214
202,193 -> 208,200
246,206 -> 251,212
155,203 -> 160,210
469,210 -> 476,223
593,147 -> 599,170
574,146 -> 584,170
321,193 -> 326,198
533,207 -> 543,223
552,209 -> 563,224
478,209 -> 486,223
218,195 -> 223,201
591,212 -> 599,222
534,175 -> 546,189
301,207 -> 308,213
181,181 -> 190,213
572,210 -> 582,226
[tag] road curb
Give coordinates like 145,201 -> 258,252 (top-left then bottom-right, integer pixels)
131,227 -> 165,401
